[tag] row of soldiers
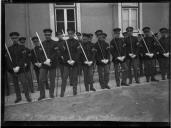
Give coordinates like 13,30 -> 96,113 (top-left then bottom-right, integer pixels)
5,26 -> 170,103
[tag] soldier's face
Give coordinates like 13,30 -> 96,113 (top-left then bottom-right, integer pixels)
98,35 -> 104,41
33,39 -> 39,46
77,35 -> 82,40
11,36 -> 19,43
68,31 -> 74,39
58,35 -> 63,40
144,31 -> 151,37
20,40 -> 25,45
114,32 -> 120,38
82,37 -> 88,43
127,29 -> 133,36
160,32 -> 166,38
44,32 -> 52,40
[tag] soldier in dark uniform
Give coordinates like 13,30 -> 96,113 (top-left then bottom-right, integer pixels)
60,28 -> 81,97
125,27 -> 140,84
18,37 -> 34,93
110,28 -> 129,87
6,32 -> 32,103
122,32 -> 128,39
139,27 -> 159,82
76,32 -> 83,76
5,52 -> 10,96
38,28 -> 60,100
138,34 -> 144,76
94,32 -> 111,89
80,33 -> 96,91
56,31 -> 65,80
30,36 -> 49,91
156,28 -> 170,80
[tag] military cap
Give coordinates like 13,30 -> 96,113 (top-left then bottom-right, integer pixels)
159,28 -> 168,33
67,28 -> 75,33
76,32 -> 81,36
56,31 -> 63,36
126,26 -> 134,31
122,32 -> 127,35
99,33 -> 107,37
113,28 -> 121,32
82,33 -> 90,38
9,32 -> 20,37
142,27 -> 151,32
89,33 -> 93,37
31,36 -> 38,41
19,37 -> 26,41
43,28 -> 52,33
95,30 -> 103,35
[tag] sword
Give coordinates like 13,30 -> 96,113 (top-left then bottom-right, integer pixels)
138,29 -> 150,53
30,37 -> 39,62
36,32 -> 48,60
62,30 -> 72,61
150,31 -> 166,53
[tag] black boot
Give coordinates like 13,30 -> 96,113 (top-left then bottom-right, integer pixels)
73,86 -> 77,96
26,97 -> 32,102
90,84 -> 96,91
105,85 -> 110,89
121,83 -> 129,86
15,97 -> 22,103
38,96 -> 45,101
151,76 -> 159,82
146,76 -> 150,82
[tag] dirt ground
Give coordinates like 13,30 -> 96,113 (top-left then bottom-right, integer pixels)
4,75 -> 169,122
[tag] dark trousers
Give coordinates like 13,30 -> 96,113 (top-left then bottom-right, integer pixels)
139,58 -> 144,76
126,58 -> 139,83
10,72 -> 31,100
97,64 -> 110,88
5,71 -> 10,96
34,68 -> 49,90
83,65 -> 94,91
78,64 -> 83,76
58,64 -> 64,80
157,57 -> 170,79
39,68 -> 56,98
114,62 -> 128,86
60,66 -> 78,97
144,59 -> 156,80
27,70 -> 34,92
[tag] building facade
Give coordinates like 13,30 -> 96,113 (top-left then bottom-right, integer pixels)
5,3 -> 169,47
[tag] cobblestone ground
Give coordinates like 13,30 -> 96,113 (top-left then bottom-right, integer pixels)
3,73 -> 169,121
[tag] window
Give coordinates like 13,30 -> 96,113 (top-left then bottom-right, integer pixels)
121,3 -> 139,32
54,3 -> 77,36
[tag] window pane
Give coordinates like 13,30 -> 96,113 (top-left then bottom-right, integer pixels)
131,9 -> 138,30
56,3 -> 74,5
122,3 -> 138,7
56,22 -> 65,34
122,8 -> 129,31
67,9 -> 75,21
67,22 -> 75,32
56,9 -> 64,21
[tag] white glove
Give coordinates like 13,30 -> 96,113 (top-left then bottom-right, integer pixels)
121,56 -> 125,60
35,63 -> 42,68
24,63 -> 27,67
85,61 -> 93,66
131,54 -> 136,58
145,53 -> 154,58
102,59 -> 109,64
163,52 -> 169,58
44,59 -> 51,66
117,56 -> 122,61
67,60 -> 75,65
129,53 -> 133,57
13,66 -> 20,73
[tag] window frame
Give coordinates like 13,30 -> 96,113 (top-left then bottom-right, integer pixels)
121,3 -> 140,33
54,4 -> 77,35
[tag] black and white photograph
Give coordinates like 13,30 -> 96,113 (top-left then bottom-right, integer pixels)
1,1 -> 170,126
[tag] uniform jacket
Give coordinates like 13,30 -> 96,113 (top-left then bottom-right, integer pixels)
94,40 -> 110,65
60,38 -> 81,67
110,38 -> 126,63
124,36 -> 140,59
